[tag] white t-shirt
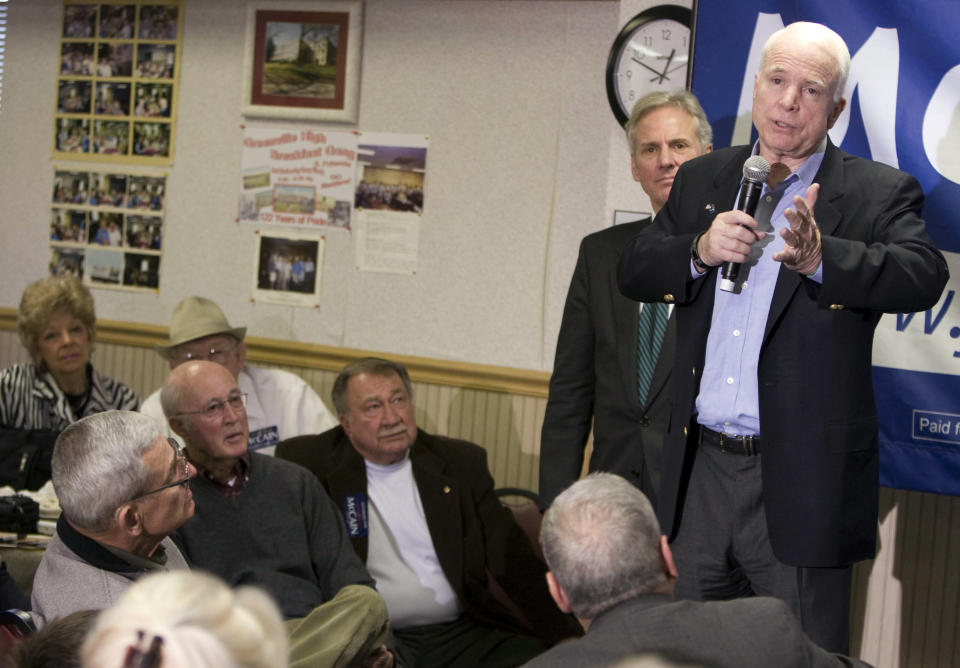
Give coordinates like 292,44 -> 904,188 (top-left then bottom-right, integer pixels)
364,456 -> 462,628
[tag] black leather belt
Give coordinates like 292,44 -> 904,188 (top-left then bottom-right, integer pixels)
699,426 -> 760,456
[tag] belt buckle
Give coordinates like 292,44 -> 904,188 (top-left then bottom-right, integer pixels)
718,432 -> 757,456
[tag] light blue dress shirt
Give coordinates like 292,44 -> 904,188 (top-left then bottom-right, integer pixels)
695,141 -> 826,436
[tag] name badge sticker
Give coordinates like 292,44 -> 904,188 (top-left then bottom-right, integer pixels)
343,493 -> 368,538
248,425 -> 280,450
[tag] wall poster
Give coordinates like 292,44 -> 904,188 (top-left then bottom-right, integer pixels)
238,124 -> 358,229
352,132 -> 428,275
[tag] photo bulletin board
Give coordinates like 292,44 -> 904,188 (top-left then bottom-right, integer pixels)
50,167 -> 166,292
54,1 -> 183,165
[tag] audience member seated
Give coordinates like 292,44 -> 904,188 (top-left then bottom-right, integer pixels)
7,609 -> 97,668
0,277 -> 139,491
139,296 -> 336,454
163,361 -> 391,667
523,473 -> 871,668
30,411 -> 193,627
82,571 -> 287,668
276,357 -> 582,668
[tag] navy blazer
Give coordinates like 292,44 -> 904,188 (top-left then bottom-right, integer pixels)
617,141 -> 948,567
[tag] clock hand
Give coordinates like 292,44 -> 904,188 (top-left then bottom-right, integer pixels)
665,62 -> 687,75
632,55 -> 669,80
657,48 -> 676,84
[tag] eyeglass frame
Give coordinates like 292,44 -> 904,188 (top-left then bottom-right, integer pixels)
129,438 -> 192,502
169,391 -> 247,422
170,341 -> 238,366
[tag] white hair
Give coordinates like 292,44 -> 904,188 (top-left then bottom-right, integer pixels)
53,411 -> 165,532
761,21 -> 851,102
81,571 -> 288,668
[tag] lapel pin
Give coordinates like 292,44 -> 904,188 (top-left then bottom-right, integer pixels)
705,203 -> 716,215
443,485 -> 451,494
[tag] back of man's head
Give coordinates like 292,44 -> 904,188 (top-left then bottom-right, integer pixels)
541,473 -> 667,620
52,411 -> 161,533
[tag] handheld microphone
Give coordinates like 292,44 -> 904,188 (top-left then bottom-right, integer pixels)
719,155 -> 772,293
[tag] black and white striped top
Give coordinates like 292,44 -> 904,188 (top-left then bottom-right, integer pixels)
0,362 -> 139,432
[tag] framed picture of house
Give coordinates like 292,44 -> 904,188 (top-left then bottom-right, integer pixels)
242,1 -> 363,123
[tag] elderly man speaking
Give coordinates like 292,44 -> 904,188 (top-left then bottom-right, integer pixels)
617,21 -> 948,653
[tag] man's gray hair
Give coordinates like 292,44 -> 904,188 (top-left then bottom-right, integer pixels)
331,357 -> 413,417
624,90 -> 713,158
761,22 -> 851,103
52,411 -> 163,532
541,473 -> 667,620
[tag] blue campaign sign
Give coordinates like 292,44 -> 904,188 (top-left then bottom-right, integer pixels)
691,0 -> 960,495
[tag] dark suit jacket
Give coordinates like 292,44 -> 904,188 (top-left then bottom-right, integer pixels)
617,142 -> 948,567
276,427 -> 580,646
522,593 -> 871,668
540,220 -> 675,508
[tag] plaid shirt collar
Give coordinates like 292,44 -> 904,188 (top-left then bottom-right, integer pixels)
191,452 -> 251,497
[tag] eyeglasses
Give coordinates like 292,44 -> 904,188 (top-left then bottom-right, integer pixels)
131,438 -> 191,501
172,392 -> 247,422
172,343 -> 235,365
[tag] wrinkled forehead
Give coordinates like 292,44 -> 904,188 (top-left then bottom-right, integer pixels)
762,27 -> 844,79
762,40 -> 841,90
348,371 -> 407,401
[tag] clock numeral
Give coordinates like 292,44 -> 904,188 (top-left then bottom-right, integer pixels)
661,28 -> 672,40
641,35 -> 653,47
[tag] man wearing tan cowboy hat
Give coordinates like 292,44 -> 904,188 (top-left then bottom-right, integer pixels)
139,296 -> 336,454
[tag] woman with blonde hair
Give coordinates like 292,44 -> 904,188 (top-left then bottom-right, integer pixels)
82,571 -> 288,668
0,276 -> 138,489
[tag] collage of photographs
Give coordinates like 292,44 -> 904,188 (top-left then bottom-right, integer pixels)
49,169 -> 166,290
55,2 -> 181,163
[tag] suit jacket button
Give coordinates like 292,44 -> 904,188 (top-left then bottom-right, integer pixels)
640,417 -> 650,427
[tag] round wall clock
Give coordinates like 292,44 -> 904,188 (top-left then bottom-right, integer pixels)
605,5 -> 693,126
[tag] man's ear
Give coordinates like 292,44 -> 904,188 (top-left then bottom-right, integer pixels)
169,415 -> 187,439
116,503 -> 144,536
826,97 -> 847,129
660,535 -> 678,580
545,571 -> 573,614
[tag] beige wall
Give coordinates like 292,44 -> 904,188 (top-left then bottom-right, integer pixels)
0,0 -> 628,372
